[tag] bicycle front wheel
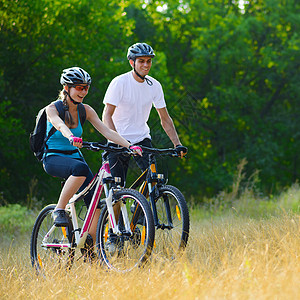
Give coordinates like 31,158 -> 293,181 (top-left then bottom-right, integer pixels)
30,204 -> 74,275
96,189 -> 155,272
153,185 -> 190,257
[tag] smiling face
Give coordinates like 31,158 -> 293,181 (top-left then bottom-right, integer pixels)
130,56 -> 152,80
65,84 -> 89,103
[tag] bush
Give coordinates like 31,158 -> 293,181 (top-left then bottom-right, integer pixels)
0,204 -> 36,237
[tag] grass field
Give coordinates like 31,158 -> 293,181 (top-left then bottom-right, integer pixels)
1,184 -> 299,299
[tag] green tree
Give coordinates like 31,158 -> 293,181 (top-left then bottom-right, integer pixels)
129,0 -> 300,197
1,0 -> 299,205
0,0 -> 135,204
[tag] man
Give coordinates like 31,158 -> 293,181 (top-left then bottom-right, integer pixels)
102,42 -> 187,186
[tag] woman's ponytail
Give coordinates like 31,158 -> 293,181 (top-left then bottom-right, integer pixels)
58,89 -> 74,126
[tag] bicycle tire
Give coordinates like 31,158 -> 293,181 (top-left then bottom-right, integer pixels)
153,185 -> 190,257
96,189 -> 155,272
30,204 -> 74,274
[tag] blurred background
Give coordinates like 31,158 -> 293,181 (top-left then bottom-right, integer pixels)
0,0 -> 299,207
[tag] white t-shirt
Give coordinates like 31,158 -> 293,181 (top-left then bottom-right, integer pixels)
103,71 -> 166,144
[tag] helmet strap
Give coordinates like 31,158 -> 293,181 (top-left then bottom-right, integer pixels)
65,89 -> 80,105
133,60 -> 153,86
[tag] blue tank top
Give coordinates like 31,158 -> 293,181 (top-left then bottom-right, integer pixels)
44,110 -> 83,159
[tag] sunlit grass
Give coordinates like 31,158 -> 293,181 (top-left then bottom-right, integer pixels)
1,210 -> 299,299
1,179 -> 300,299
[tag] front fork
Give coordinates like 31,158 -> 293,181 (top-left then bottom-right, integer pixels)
147,179 -> 174,230
104,184 -> 131,235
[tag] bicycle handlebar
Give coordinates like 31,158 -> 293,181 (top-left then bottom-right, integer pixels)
140,146 -> 181,157
82,141 -> 131,154
82,142 -> 185,158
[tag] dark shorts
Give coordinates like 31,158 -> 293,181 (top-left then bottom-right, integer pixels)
43,155 -> 94,206
106,138 -> 153,187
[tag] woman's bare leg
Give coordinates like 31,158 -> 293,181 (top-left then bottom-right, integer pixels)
56,175 -> 86,209
89,208 -> 101,245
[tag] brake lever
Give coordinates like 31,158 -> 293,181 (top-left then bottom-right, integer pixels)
170,150 -> 187,158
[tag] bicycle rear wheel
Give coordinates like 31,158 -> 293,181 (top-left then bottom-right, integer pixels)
96,189 -> 155,272
153,185 -> 190,257
30,204 -> 74,275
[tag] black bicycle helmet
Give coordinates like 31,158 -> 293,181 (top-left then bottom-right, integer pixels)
60,67 -> 92,85
127,43 -> 155,60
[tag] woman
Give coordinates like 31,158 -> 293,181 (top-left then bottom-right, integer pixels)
43,67 -> 141,243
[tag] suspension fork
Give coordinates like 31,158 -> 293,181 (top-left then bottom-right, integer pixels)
149,184 -> 174,229
103,182 -> 132,235
103,185 -> 120,235
162,193 -> 173,227
147,160 -> 173,229
147,162 -> 160,227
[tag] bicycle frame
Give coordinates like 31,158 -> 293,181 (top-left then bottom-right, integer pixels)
130,153 -> 166,228
30,142 -> 157,273
41,159 -> 131,250
128,147 -> 190,255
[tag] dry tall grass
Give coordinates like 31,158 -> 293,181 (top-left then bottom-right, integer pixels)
1,211 -> 299,300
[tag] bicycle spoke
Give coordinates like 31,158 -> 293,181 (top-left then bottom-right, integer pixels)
30,205 -> 74,275
96,189 -> 154,272
153,185 -> 189,258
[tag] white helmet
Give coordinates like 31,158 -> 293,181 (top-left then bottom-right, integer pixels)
60,67 -> 91,85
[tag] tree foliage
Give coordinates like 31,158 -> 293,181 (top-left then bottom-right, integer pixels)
134,0 -> 300,195
0,0 -> 299,204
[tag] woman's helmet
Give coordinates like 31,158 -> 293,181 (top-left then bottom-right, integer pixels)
127,43 -> 155,60
60,67 -> 92,85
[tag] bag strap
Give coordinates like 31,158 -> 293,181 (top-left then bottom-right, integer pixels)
54,99 -> 66,119
53,100 -> 86,126
44,100 -> 65,145
44,149 -> 79,155
78,103 -> 86,126
45,100 -> 86,146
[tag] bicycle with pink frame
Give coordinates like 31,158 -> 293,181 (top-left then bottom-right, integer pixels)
30,142 -> 155,274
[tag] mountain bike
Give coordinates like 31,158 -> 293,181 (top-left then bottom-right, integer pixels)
30,142 -> 155,274
129,146 -> 189,258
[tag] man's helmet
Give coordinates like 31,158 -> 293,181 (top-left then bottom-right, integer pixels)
60,67 -> 92,85
127,43 -> 155,60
